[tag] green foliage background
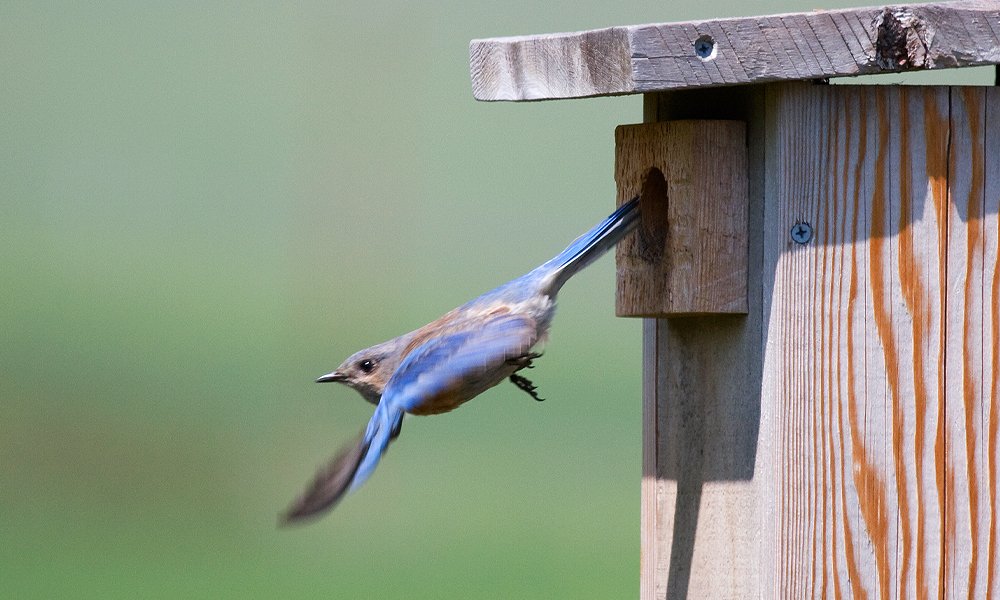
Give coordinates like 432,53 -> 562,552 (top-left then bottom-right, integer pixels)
1,2 -> 993,597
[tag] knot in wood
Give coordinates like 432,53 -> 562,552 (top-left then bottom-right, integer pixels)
874,8 -> 930,70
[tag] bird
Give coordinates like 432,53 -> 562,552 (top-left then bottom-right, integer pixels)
282,196 -> 640,523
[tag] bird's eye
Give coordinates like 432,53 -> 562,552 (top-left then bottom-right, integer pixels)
358,359 -> 375,374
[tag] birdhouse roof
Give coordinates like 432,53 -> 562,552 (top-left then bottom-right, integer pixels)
469,1 -> 1000,101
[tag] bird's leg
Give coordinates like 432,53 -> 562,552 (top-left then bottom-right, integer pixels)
507,352 -> 542,369
507,353 -> 544,401
509,373 -> 544,402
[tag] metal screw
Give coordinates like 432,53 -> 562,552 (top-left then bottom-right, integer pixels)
694,35 -> 716,61
790,222 -> 813,244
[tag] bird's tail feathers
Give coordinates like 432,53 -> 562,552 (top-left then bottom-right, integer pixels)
542,196 -> 639,295
281,404 -> 403,524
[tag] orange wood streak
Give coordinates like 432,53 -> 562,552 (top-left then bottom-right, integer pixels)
921,85 -> 949,600
958,86 -> 985,599
894,87 -> 921,600
983,89 -> 1000,597
989,88 -> 1000,598
867,88 -> 897,600
815,110 -> 826,600
989,131 -> 999,598
655,83 -> 997,598
915,86 -> 950,600
754,83 -> 1000,599
947,466 -> 958,592
841,89 -> 868,600
823,93 -> 838,600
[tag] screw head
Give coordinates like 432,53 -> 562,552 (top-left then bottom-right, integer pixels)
694,35 -> 716,61
790,222 -> 813,244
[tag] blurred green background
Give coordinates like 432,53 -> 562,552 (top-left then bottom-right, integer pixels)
2,2 -> 994,598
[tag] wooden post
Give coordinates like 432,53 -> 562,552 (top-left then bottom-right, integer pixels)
469,3 -> 1000,597
630,89 -> 766,600
614,116 -> 754,598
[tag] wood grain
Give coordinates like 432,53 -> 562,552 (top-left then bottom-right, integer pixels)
945,86 -> 1000,599
470,1 -> 1000,101
987,85 -> 1000,600
759,83 -> 1000,597
615,120 -> 748,317
987,86 -> 1000,600
636,82 -> 1000,597
767,82 -> 940,597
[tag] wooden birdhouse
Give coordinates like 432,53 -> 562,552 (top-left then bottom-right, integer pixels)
470,2 -> 1000,597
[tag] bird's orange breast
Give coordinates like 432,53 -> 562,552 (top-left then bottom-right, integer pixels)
407,386 -> 468,415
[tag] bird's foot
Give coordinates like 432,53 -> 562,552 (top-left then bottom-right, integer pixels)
509,373 -> 544,402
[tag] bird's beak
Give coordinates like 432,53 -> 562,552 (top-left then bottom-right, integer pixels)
315,371 -> 346,383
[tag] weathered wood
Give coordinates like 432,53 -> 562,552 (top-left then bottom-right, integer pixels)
615,120 -> 748,317
945,86 -> 1000,599
470,1 -> 1000,101
762,82 -> 953,599
765,83 -> 1000,597
985,87 -> 1000,600
642,316 -> 767,599
635,82 -> 1000,597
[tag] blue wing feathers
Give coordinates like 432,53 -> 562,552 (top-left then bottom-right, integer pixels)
350,402 -> 404,493
384,314 -> 536,413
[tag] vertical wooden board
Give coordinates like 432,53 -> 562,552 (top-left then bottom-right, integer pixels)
987,86 -> 1000,600
883,85 -> 950,600
945,86 -> 1000,598
762,83 -> 878,598
945,88 -> 988,598
641,315 -> 767,600
637,83 -> 998,598
762,83 -> 949,598
637,89 -> 766,600
640,319 -> 664,600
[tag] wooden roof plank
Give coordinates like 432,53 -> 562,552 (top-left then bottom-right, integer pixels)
470,1 -> 1000,101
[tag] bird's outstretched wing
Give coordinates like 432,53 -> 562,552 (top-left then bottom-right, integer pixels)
282,399 -> 404,524
282,431 -> 369,524
281,313 -> 537,523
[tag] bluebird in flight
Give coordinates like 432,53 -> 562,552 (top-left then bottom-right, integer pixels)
283,196 -> 640,523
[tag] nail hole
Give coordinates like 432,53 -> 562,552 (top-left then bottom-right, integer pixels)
694,34 -> 716,61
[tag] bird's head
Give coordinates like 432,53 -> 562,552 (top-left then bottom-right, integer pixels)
315,337 -> 408,404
